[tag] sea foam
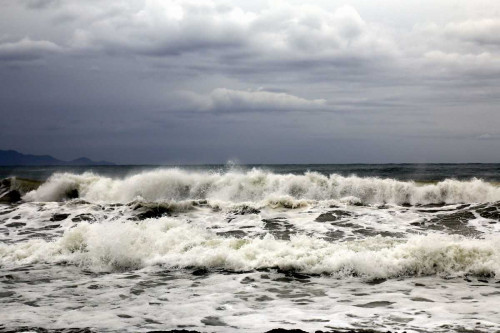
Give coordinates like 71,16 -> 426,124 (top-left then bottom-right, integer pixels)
1,218 -> 499,277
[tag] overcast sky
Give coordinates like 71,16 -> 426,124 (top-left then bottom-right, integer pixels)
1,0 -> 500,164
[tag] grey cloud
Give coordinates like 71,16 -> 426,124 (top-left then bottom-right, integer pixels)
23,0 -> 60,10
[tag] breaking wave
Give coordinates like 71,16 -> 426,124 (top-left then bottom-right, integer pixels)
24,168 -> 500,205
1,218 -> 499,277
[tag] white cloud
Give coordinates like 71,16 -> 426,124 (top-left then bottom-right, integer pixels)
249,3 -> 396,59
445,19 -> 500,45
0,37 -> 62,61
180,88 -> 327,112
424,50 -> 500,75
477,133 -> 500,140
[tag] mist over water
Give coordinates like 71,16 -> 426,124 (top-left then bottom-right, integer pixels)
2,165 -> 500,332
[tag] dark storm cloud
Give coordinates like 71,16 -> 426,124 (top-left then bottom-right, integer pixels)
1,0 -> 500,163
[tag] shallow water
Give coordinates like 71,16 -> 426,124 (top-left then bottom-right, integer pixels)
1,166 -> 500,332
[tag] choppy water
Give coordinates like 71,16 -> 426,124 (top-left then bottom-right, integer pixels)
1,165 -> 500,332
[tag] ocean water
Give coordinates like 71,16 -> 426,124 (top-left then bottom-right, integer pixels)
1,164 -> 500,333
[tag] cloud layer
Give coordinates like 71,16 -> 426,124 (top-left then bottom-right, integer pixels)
1,0 -> 500,163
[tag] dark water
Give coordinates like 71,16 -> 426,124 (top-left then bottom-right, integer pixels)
2,163 -> 500,181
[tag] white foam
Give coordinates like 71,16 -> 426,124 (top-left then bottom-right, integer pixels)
2,218 -> 499,277
23,169 -> 500,205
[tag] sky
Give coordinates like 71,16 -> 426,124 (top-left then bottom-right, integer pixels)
1,0 -> 500,164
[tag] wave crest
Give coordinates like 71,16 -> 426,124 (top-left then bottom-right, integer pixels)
23,168 -> 500,205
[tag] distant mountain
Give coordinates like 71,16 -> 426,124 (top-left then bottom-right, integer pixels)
0,150 -> 115,166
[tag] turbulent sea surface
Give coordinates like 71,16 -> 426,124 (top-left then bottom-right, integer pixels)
1,164 -> 500,333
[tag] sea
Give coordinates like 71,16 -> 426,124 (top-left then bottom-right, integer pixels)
1,164 -> 500,333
